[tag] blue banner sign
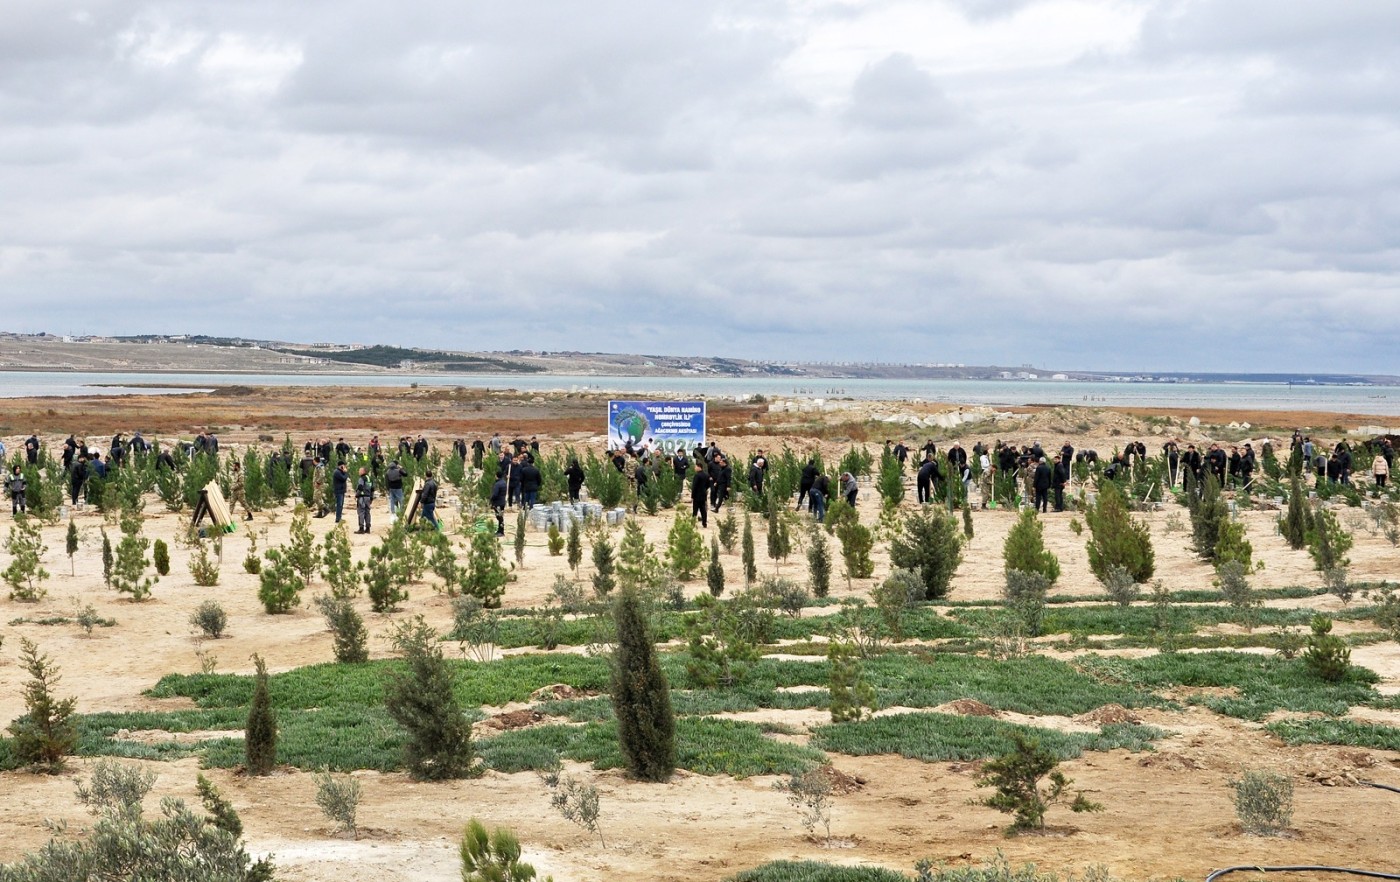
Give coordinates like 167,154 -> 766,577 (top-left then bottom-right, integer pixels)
608,400 -> 706,454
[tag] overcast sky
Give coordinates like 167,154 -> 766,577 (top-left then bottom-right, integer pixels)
3,1 -> 1397,373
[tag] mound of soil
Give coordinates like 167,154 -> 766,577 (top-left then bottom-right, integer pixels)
1075,704 -> 1142,725
814,765 -> 867,795
935,699 -> 1000,717
479,710 -> 546,731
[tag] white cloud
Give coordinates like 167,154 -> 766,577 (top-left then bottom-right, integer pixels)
0,0 -> 1395,372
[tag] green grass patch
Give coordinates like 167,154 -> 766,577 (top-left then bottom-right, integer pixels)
730,862 -> 911,882
812,712 -> 1163,763
952,604 -> 1318,637
480,717 -> 823,778
149,654 -> 613,710
1265,718 -> 1400,751
1075,651 -> 1390,720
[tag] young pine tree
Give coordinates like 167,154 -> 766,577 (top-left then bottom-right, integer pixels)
1280,472 -> 1309,550
101,529 -> 114,588
888,509 -> 964,600
65,520 -> 79,577
666,513 -> 705,581
706,535 -> 725,598
567,518 -> 583,574
460,529 -> 509,608
806,523 -> 831,598
610,589 -> 676,782
384,617 -> 478,780
245,654 -> 277,776
1002,508 -> 1060,586
741,512 -> 758,584
765,501 -> 792,571
322,522 -> 363,600
6,638 -> 78,773
1084,481 -> 1155,585
514,512 -> 527,569
590,529 -> 617,598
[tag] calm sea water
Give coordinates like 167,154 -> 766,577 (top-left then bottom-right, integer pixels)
0,371 -> 1397,417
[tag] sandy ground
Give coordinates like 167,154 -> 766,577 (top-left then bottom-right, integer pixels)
1,391 -> 1398,881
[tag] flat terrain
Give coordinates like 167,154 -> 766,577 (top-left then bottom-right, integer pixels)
0,388 -> 1397,882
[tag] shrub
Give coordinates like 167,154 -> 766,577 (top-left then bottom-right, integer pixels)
547,522 -> 565,556
962,502 -> 974,540
242,532 -> 261,575
258,547 -> 305,614
514,512 -> 527,568
828,639 -> 876,723
775,768 -> 835,842
0,761 -> 274,882
667,512 -> 706,580
190,600 -> 228,639
976,733 -> 1102,833
1002,508 -> 1060,586
314,768 -> 362,837
196,773 -> 243,837
1215,560 -> 1259,629
314,595 -> 370,663
1085,482 -> 1154,585
152,539 -> 171,576
1231,769 -> 1293,835
245,654 -> 277,775
889,509 -> 964,600
1303,614 -> 1350,682
460,818 -> 548,882
539,755 -> 605,847
684,592 -> 762,689
611,588 -> 676,782
284,507 -> 321,585
189,542 -> 221,587
3,516 -> 50,602
1004,569 -> 1050,637
806,524 -> 831,598
384,616 -> 478,780
6,638 -> 78,773
872,568 -> 922,641
1101,565 -> 1141,607
1190,471 -> 1228,561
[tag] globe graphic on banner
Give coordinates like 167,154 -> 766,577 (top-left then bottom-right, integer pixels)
612,407 -> 649,444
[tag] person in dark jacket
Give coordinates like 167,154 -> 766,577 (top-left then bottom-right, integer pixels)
355,467 -> 374,533
1051,455 -> 1070,512
747,457 -> 766,497
70,456 -> 87,505
713,455 -> 732,511
490,470 -> 508,535
385,460 -> 406,520
335,438 -> 352,461
24,435 -> 40,465
564,458 -> 585,502
507,454 -> 524,507
519,457 -> 542,509
413,436 -> 428,461
810,472 -> 829,522
841,472 -> 858,507
471,438 -> 486,470
332,462 -> 349,523
9,465 -> 26,515
797,459 -> 818,511
1033,457 -> 1052,513
691,461 -> 713,527
419,471 -> 439,529
917,455 -> 940,504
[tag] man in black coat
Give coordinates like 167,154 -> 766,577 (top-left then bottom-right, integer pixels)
564,458 -> 585,503
690,461 -> 712,527
1051,455 -> 1070,512
490,470 -> 508,535
1033,457 -> 1052,513
332,462 -> 349,523
916,455 -> 939,504
519,457 -> 542,509
797,459 -> 818,511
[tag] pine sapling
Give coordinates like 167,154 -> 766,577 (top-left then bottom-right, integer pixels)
706,535 -> 725,597
244,654 -> 277,776
567,517 -> 583,574
741,511 -> 757,584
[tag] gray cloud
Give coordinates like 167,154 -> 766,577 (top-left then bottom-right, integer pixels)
0,0 -> 1396,372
